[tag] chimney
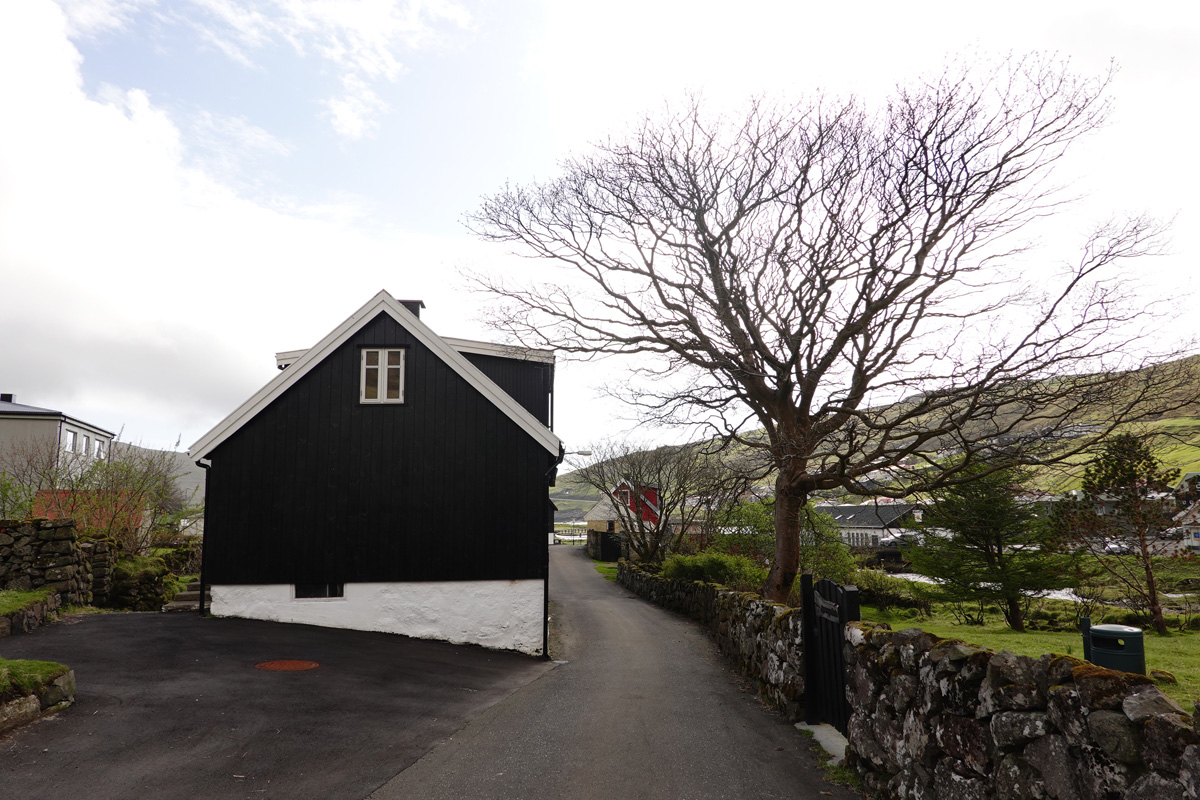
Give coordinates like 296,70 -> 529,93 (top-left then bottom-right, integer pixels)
398,299 -> 425,318
0,393 -> 13,403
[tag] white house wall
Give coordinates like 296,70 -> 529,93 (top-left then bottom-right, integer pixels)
210,579 -> 545,654
0,417 -> 59,453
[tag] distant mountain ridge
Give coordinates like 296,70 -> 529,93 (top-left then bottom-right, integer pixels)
551,355 -> 1200,504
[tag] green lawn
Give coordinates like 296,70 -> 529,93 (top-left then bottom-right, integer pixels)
594,561 -> 619,582
861,605 -> 1200,707
0,587 -> 55,617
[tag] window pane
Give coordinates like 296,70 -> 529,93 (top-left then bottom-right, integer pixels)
295,583 -> 344,599
365,350 -> 379,366
387,350 -> 402,366
364,367 -> 379,399
386,367 -> 401,399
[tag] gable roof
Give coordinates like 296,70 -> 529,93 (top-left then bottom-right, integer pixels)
190,290 -> 562,460
815,503 -> 917,528
584,496 -> 620,523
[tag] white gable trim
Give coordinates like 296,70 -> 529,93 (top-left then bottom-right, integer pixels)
190,291 -> 561,459
274,339 -> 553,369
440,337 -> 556,364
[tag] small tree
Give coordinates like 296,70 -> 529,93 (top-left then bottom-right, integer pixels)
715,499 -> 856,585
1054,434 -> 1177,634
907,462 -> 1071,631
0,469 -> 34,519
572,440 -> 753,564
0,437 -> 194,555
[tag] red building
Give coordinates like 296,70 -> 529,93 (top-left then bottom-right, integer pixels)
613,481 -> 660,525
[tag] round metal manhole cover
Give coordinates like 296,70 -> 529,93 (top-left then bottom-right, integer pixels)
254,660 -> 320,672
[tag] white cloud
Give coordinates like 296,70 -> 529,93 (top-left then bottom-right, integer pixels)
0,1 -> 495,447
186,109 -> 293,183
324,73 -> 388,139
54,0 -> 154,37
81,0 -> 476,137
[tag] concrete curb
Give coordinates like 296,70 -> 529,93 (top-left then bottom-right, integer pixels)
794,721 -> 848,767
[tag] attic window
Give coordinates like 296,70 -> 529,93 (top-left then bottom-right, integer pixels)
361,348 -> 405,403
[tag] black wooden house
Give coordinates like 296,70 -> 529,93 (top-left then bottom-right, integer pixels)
189,291 -> 561,654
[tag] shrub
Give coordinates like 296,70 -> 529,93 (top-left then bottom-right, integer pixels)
853,569 -> 911,612
152,536 -> 202,575
661,552 -> 767,592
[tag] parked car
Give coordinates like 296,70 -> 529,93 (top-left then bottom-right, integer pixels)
879,532 -> 919,549
1102,539 -> 1133,555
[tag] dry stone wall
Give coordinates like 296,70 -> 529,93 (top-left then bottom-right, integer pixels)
80,540 -> 114,606
0,519 -> 92,605
846,621 -> 1200,800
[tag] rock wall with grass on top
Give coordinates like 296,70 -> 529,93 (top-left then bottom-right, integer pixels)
618,560 -> 806,719
845,621 -> 1200,800
0,669 -> 76,736
0,590 -> 62,638
0,519 -> 92,606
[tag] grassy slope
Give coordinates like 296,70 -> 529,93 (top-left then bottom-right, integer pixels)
550,356 -> 1200,498
550,469 -> 605,519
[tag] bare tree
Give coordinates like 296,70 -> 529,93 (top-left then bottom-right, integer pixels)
572,440 -> 754,564
469,56 -> 1198,601
0,437 -> 193,555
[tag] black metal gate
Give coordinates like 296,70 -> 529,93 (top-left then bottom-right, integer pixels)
801,575 -> 860,735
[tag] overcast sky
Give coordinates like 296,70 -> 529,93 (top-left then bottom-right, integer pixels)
1,0 -> 1197,452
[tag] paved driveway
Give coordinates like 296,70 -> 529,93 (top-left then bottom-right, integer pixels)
0,612 -> 552,799
371,546 -> 862,800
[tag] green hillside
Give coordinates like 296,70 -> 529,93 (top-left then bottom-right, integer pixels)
551,356 -> 1200,501
550,469 -> 605,522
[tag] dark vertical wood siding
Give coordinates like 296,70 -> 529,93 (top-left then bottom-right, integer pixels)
461,353 -> 553,426
203,312 -> 555,585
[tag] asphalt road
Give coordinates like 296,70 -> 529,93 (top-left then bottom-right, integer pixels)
0,611 -> 552,799
371,546 -> 861,800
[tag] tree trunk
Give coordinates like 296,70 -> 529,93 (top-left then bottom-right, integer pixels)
1141,548 -> 1168,635
1005,597 -> 1025,632
763,474 -> 804,603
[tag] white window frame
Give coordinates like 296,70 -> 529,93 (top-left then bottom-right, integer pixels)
360,348 -> 406,404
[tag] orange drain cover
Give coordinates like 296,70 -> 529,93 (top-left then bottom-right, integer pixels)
254,660 -> 320,672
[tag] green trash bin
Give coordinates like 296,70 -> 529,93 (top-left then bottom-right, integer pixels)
1082,619 -> 1145,674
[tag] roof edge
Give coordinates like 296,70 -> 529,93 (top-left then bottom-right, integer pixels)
190,291 -> 560,459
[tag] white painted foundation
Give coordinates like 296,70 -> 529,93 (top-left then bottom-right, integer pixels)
210,579 -> 545,655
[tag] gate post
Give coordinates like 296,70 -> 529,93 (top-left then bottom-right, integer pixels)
800,573 -> 818,725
